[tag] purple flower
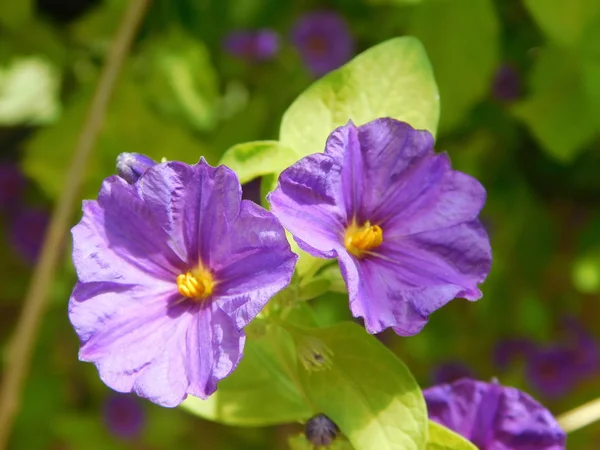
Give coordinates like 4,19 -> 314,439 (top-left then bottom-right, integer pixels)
116,153 -> 157,184
560,317 -> 600,377
431,361 -> 475,385
103,394 -> 145,439
10,207 -> 49,264
69,159 -> 297,406
492,64 -> 521,102
291,11 -> 354,77
223,29 -> 280,61
0,163 -> 25,208
525,346 -> 576,399
269,118 -> 491,336
424,379 -> 566,449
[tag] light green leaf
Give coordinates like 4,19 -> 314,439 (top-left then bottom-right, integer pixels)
512,46 -> 596,162
0,57 -> 61,125
523,0 -> 600,47
408,0 -> 499,132
426,421 -> 477,450
280,36 -> 439,160
23,65 -> 216,201
181,325 -> 311,426
288,433 -> 354,450
219,141 -> 300,184
298,322 -> 428,450
137,28 -> 220,132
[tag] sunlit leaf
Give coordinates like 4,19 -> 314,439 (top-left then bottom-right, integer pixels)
280,37 -> 439,160
298,322 -> 428,450
426,421 -> 477,450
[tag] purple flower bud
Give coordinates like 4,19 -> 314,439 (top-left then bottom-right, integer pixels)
223,29 -> 280,61
10,207 -> 49,265
103,394 -> 145,440
291,11 -> 354,77
305,414 -> 339,446
492,64 -> 521,102
116,153 -> 157,184
0,164 -> 25,208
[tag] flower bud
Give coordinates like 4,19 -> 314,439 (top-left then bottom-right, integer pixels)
305,414 -> 339,447
116,153 -> 157,184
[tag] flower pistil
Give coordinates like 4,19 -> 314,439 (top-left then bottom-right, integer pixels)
344,220 -> 383,257
177,267 -> 215,300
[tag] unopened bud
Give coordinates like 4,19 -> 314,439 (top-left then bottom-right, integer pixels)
305,414 -> 339,447
116,153 -> 157,184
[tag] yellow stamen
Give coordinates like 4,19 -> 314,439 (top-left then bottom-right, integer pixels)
344,220 -> 383,257
176,267 -> 215,301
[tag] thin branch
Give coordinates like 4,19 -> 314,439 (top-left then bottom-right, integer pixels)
557,397 -> 600,434
0,1 -> 150,447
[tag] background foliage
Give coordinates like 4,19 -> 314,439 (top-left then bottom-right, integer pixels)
1,0 -> 600,448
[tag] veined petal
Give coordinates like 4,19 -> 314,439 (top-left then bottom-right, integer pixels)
213,200 -> 297,329
269,153 -> 347,258
73,176 -> 184,285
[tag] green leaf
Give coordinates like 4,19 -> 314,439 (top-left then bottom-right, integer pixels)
22,65 -> 217,201
582,12 -> 600,127
408,0 -> 499,132
288,433 -> 354,450
297,322 -> 428,450
219,141 -> 300,184
181,325 -> 311,426
0,57 -> 61,125
426,421 -> 477,450
279,36 -> 439,160
137,28 -> 220,132
0,0 -> 32,30
523,0 -> 600,47
512,46 -> 596,162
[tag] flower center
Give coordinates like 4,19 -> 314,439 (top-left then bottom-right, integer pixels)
344,220 -> 383,257
176,267 -> 214,300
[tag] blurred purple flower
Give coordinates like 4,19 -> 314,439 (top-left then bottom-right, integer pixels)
0,164 -> 25,208
291,11 -> 354,77
493,337 -> 536,371
525,346 -> 577,399
103,394 -> 145,440
431,361 -> 475,385
10,207 -> 49,264
424,378 -> 566,449
561,317 -> 600,376
492,64 -> 521,102
223,29 -> 280,61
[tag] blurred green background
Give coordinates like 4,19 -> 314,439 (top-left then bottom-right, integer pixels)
1,0 -> 600,448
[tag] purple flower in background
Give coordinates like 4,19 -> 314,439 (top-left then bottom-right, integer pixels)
269,118 -> 491,336
291,11 -> 354,77
561,317 -> 600,377
10,207 -> 49,264
493,338 -> 536,371
69,159 -> 297,406
525,346 -> 576,399
223,29 -> 280,61
0,163 -> 25,208
431,361 -> 475,385
492,64 -> 521,102
103,394 -> 145,439
424,379 -> 566,449
116,152 -> 157,184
